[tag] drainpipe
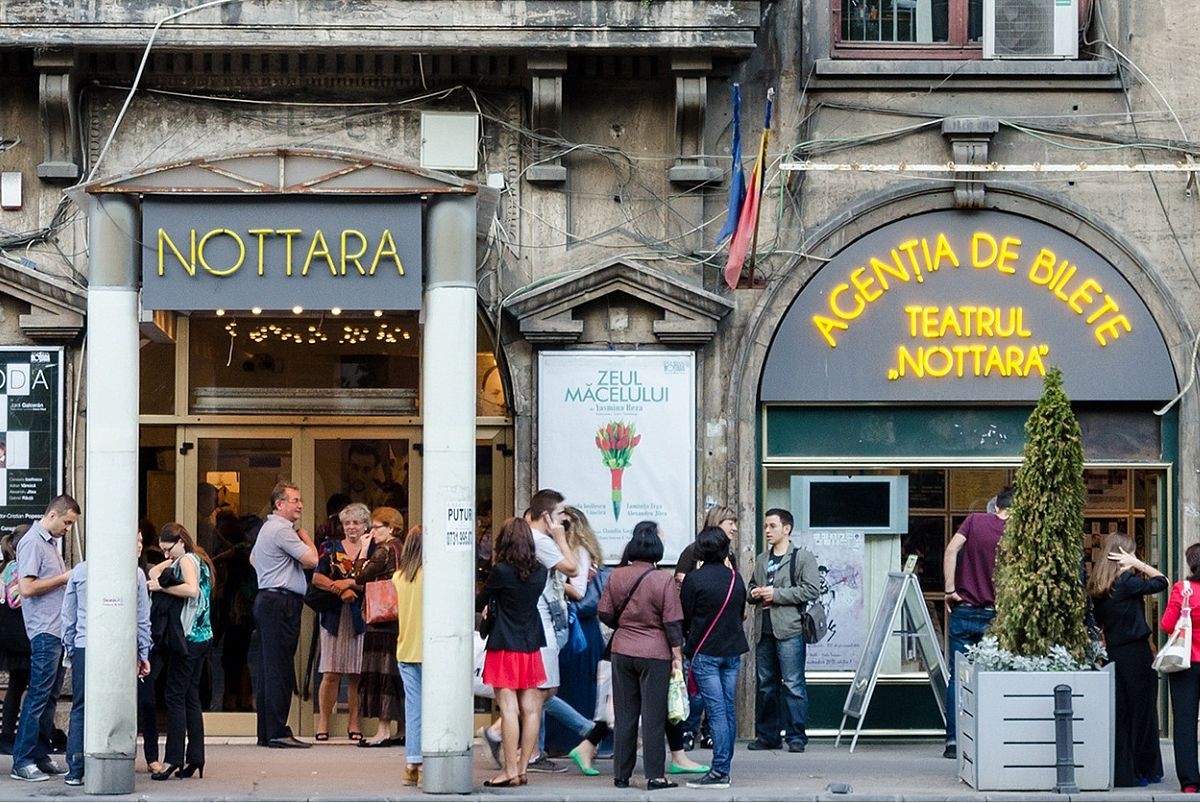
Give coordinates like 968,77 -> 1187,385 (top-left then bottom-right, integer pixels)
420,194 -> 477,794
82,194 -> 139,794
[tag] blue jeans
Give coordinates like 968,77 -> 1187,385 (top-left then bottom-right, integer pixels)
945,605 -> 994,745
66,648 -> 85,779
545,692 -> 593,739
13,633 -> 64,769
691,653 -> 739,777
682,656 -> 706,737
398,662 -> 422,764
754,633 -> 808,746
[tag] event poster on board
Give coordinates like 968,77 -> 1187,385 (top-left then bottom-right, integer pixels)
0,348 -> 64,530
538,351 -> 695,564
800,530 -> 866,671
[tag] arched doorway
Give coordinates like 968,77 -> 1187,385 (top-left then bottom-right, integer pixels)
734,193 -> 1187,736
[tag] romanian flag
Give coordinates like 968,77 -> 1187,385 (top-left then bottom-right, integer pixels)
723,87 -> 774,290
716,83 -> 745,245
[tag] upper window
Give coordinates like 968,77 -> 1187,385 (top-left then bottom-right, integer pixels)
836,0 -> 983,55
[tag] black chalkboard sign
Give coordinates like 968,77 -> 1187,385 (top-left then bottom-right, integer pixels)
836,571 -> 948,752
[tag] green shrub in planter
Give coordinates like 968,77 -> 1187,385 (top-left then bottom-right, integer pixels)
989,365 -> 1090,661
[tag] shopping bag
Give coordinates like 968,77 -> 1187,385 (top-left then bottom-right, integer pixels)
473,633 -> 495,699
1154,583 -> 1193,674
667,668 -> 688,724
363,578 -> 398,624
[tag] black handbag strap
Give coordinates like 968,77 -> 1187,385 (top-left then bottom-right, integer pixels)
613,567 -> 657,627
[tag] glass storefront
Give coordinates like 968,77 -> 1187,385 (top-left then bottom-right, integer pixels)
137,312 -> 512,735
761,405 -> 1174,735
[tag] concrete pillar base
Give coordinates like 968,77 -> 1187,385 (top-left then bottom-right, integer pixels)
84,753 -> 134,795
421,751 -> 473,794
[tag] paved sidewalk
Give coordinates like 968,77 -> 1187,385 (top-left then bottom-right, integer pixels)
0,738 -> 1189,801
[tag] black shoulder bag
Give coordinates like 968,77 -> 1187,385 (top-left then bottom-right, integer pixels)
788,548 -> 828,644
600,567 -> 656,661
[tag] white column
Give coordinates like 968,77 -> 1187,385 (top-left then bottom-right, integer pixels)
83,195 -> 140,794
420,196 -> 477,793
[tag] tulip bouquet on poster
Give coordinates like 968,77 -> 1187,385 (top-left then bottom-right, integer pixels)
595,421 -> 642,520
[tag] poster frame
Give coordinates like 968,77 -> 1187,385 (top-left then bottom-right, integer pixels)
536,350 -> 696,564
0,346 -> 65,530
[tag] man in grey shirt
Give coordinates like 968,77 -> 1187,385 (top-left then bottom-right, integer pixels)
251,481 -> 317,748
10,495 -> 78,782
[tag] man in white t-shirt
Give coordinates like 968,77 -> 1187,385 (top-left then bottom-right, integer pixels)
527,489 -> 578,693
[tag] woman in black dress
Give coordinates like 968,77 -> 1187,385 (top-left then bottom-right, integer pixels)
1088,531 -> 1166,787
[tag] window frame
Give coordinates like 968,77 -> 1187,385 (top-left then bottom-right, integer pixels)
830,0 -> 1090,61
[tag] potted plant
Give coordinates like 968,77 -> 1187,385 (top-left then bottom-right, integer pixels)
956,366 -> 1114,791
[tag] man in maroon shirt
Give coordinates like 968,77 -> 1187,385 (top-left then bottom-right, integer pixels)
941,485 -> 1012,760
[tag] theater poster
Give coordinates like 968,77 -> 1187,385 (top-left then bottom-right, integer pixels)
799,530 -> 866,671
0,348 -> 64,530
538,351 -> 695,564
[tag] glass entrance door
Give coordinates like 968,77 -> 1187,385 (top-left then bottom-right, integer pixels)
160,424 -> 511,737
180,429 -> 297,735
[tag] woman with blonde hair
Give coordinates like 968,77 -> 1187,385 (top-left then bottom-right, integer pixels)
356,506 -> 406,747
1089,531 -> 1165,787
547,507 -> 608,757
393,525 -> 424,785
312,502 -> 372,741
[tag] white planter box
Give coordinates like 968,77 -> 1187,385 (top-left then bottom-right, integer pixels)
956,659 -> 1114,791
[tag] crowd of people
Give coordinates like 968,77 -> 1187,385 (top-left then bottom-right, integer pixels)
2,478 -> 1199,793
471,489 -> 819,791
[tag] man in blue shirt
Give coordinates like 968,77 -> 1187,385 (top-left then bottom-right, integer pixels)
10,495 -> 78,782
60,530 -> 153,786
251,482 -> 318,748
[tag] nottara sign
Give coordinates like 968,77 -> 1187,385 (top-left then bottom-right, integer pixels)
762,210 -> 1177,402
140,196 -> 423,312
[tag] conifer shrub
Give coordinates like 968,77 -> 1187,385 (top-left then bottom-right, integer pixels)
989,366 -> 1090,662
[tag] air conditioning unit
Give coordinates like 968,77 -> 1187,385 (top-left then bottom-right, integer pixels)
983,0 -> 1078,59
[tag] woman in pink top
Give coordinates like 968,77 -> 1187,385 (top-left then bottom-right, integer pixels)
1161,543 -> 1200,792
598,521 -> 684,792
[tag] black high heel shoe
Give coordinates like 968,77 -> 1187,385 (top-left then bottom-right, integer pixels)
176,763 -> 204,779
150,763 -> 179,781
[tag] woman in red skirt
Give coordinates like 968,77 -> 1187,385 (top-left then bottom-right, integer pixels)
477,518 -> 548,787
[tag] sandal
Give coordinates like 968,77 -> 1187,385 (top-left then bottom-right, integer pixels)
357,737 -> 390,748
483,775 -> 521,787
314,732 -> 329,742
347,730 -> 363,741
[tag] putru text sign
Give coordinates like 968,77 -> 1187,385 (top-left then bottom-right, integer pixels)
762,210 -> 1176,402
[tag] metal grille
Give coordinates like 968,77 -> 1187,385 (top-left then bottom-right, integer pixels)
992,0 -> 1054,56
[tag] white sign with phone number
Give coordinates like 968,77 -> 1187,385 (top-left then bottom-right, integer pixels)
446,501 -> 474,550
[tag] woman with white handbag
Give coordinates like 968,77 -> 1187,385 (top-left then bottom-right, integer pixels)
1088,532 -> 1166,787
1161,543 -> 1200,793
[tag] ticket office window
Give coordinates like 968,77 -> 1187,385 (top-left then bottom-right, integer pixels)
764,465 -> 1168,671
